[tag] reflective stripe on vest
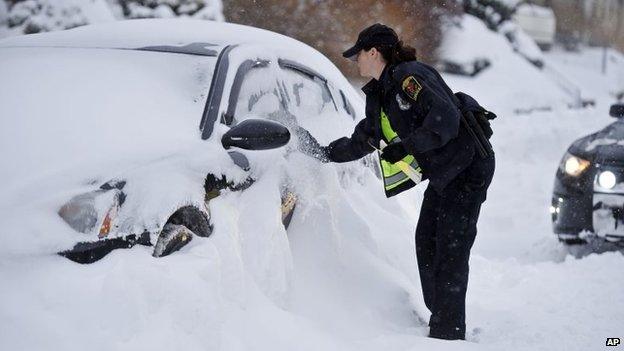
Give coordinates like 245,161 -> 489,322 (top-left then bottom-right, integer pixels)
379,109 -> 422,191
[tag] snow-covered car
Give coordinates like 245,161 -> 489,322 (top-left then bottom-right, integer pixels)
0,19 -> 364,263
551,102 -> 624,244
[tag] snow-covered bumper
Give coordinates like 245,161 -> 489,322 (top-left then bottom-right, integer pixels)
552,164 -> 624,243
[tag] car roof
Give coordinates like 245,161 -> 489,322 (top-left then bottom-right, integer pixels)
0,19 -> 365,106
0,19 -> 352,88
0,18 -> 363,117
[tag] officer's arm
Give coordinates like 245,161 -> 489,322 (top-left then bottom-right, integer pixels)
326,117 -> 375,163
401,83 -> 460,154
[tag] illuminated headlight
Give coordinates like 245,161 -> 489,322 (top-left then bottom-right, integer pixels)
598,171 -> 617,189
560,152 -> 590,177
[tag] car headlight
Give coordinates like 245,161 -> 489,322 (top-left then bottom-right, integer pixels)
598,170 -> 617,189
560,152 -> 590,177
58,180 -> 125,237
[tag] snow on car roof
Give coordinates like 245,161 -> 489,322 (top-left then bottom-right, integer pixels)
0,19 -> 363,129
0,19 -> 361,182
0,18 -> 354,92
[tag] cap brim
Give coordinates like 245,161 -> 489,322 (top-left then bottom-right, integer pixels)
342,45 -> 361,61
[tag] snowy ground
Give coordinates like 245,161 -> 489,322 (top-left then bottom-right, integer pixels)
2,16 -> 624,351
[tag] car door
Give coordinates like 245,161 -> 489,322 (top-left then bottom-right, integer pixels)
220,57 -> 298,227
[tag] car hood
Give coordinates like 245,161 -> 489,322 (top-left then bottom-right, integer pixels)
569,120 -> 624,164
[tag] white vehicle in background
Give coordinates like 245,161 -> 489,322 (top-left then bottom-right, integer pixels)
0,19 -> 365,263
513,3 -> 556,51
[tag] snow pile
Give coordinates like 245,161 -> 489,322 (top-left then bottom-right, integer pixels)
500,21 -> 544,66
439,14 -> 570,112
544,46 -> 624,104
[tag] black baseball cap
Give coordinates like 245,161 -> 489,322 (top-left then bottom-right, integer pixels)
342,23 -> 399,61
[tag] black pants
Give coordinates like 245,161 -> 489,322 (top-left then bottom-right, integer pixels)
415,154 -> 495,340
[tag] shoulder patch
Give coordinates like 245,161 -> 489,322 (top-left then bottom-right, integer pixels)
401,76 -> 422,101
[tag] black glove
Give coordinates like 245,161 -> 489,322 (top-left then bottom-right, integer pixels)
295,127 -> 331,163
380,142 -> 408,163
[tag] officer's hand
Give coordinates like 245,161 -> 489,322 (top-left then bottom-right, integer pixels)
380,142 -> 408,163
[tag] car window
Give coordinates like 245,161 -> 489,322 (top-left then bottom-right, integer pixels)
234,66 -> 280,117
226,62 -> 295,127
278,66 -> 364,145
280,67 -> 337,118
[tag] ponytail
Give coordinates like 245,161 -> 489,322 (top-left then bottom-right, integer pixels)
374,40 -> 417,64
392,40 -> 417,63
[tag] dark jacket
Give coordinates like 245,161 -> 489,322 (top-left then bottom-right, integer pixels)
327,60 -> 477,193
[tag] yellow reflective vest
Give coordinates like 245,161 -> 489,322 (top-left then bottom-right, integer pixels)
379,109 -> 422,197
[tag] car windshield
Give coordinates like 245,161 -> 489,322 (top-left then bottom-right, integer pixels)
0,47 -> 217,187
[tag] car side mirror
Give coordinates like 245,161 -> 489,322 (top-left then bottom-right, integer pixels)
221,118 -> 290,150
610,103 -> 624,118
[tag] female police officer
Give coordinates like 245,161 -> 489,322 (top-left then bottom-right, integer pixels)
319,23 -> 495,340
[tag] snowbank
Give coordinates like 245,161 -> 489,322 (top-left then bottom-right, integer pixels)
544,46 -> 624,104
500,21 -> 545,66
439,15 -> 570,112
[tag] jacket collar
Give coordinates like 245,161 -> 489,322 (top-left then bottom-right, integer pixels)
361,64 -> 395,96
361,78 -> 379,96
